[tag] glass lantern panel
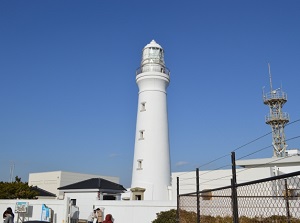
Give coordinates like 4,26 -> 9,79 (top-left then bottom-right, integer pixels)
150,47 -> 160,59
143,48 -> 149,59
142,47 -> 165,66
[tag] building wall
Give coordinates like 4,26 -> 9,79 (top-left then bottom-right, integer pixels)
0,198 -> 69,223
94,200 -> 176,223
2,187 -> 299,223
278,166 -> 300,175
171,167 -> 273,199
0,198 -> 176,223
62,192 -> 99,220
28,172 -> 62,197
28,171 -> 119,197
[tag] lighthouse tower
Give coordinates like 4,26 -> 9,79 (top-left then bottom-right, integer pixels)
131,40 -> 171,201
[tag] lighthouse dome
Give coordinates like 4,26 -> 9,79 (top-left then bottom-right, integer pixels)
143,40 -> 162,50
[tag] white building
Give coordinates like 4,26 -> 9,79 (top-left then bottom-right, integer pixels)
57,178 -> 126,220
172,153 -> 300,198
131,40 -> 171,201
28,171 -> 119,197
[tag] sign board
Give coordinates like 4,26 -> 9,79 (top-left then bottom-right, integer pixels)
15,202 -> 29,213
41,204 -> 51,222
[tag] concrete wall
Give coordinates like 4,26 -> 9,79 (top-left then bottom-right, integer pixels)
0,198 -> 69,223
63,192 -> 98,220
94,200 -> 176,223
0,199 -> 176,223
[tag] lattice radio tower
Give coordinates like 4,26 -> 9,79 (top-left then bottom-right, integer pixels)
263,64 -> 289,157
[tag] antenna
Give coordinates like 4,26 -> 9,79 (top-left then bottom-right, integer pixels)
263,65 -> 289,157
268,63 -> 273,91
9,161 -> 15,182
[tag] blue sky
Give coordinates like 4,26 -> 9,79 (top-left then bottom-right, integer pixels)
0,1 -> 300,187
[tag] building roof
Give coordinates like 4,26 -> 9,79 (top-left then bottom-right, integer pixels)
31,186 -> 56,197
236,155 -> 300,168
57,178 -> 126,193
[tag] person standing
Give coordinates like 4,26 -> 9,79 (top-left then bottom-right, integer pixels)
87,209 -> 96,223
95,208 -> 103,223
3,210 -> 13,223
6,208 -> 14,223
102,214 -> 113,223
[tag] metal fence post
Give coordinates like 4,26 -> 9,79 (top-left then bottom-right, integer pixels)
231,152 -> 239,223
196,168 -> 200,223
284,179 -> 291,223
177,177 -> 180,223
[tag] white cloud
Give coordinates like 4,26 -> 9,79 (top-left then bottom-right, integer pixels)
109,153 -> 121,158
175,161 -> 188,167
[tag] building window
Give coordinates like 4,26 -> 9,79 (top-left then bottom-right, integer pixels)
137,159 -> 143,170
140,102 -> 146,111
139,130 -> 145,140
103,195 -> 116,200
71,199 -> 77,205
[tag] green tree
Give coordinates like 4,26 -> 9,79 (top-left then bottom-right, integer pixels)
0,176 -> 39,199
152,209 -> 177,223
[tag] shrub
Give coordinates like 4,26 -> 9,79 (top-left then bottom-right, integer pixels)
152,210 -> 300,223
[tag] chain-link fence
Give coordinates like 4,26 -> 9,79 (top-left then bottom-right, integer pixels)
178,170 -> 300,223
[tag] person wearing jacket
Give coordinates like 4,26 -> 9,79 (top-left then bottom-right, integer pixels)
3,211 -> 13,223
6,208 -> 14,223
87,209 -> 96,223
102,214 -> 113,223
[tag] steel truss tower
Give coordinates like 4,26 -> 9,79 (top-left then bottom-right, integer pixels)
263,64 -> 289,157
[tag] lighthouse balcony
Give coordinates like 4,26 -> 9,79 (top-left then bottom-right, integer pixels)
136,65 -> 170,76
265,112 -> 290,124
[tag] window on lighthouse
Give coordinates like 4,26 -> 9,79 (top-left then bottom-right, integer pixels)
140,102 -> 146,111
137,159 -> 143,170
149,47 -> 160,63
139,130 -> 145,140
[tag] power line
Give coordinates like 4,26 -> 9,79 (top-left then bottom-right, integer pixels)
199,135 -> 300,186
175,118 -> 299,179
198,164 -> 232,177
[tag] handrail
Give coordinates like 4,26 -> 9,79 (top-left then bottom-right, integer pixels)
265,112 -> 290,122
263,91 -> 288,102
136,65 -> 170,76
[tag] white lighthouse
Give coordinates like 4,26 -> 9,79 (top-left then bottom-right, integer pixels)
131,40 -> 171,201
